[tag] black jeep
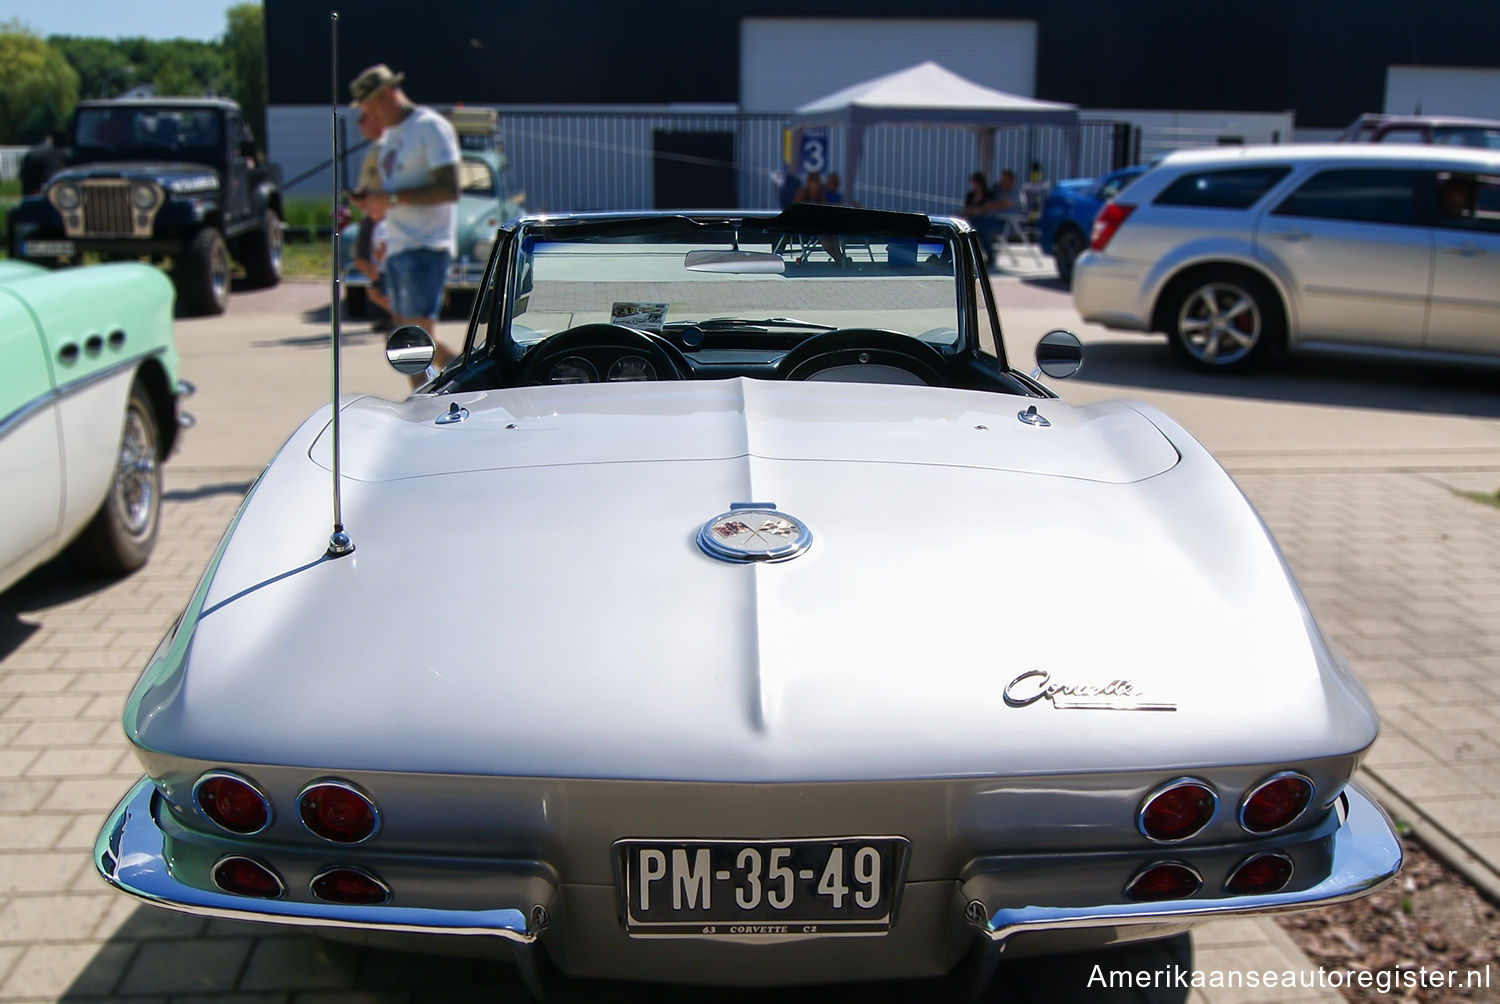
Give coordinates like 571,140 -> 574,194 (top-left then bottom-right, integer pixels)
8,98 -> 283,315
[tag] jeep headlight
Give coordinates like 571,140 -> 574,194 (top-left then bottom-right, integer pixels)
52,183 -> 81,211
130,182 -> 159,210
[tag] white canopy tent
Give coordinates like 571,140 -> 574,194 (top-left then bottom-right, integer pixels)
792,61 -> 1080,204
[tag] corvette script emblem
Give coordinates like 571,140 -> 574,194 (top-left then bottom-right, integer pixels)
1003,670 -> 1176,711
697,504 -> 812,564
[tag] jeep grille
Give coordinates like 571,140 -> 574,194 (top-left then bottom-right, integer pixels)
81,183 -> 133,236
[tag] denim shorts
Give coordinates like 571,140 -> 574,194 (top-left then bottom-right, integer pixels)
385,248 -> 450,320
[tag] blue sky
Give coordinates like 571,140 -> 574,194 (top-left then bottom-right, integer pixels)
6,0 -> 251,41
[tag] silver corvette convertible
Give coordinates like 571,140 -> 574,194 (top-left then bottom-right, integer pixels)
97,203 -> 1400,995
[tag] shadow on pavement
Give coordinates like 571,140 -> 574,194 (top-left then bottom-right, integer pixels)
65,906 -> 1193,1002
1074,339 -> 1500,420
0,557 -> 122,660
162,480 -> 258,503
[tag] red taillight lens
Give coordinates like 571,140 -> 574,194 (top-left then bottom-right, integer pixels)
1241,774 -> 1313,833
212,856 -> 284,898
1225,853 -> 1294,895
299,781 -> 378,843
194,773 -> 270,834
1125,862 -> 1201,901
311,867 -> 390,905
1139,780 -> 1217,842
1089,202 -> 1136,252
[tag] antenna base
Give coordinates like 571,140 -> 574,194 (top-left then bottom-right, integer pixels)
326,530 -> 355,558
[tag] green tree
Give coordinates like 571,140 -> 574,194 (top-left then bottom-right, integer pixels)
49,36 -> 135,99
0,22 -> 79,143
223,4 -> 265,147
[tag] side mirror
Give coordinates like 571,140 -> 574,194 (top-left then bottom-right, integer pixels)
1033,329 -> 1084,380
386,325 -> 435,375
238,139 -> 258,160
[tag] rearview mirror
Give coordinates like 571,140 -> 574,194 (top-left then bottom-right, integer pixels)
386,325 -> 436,375
1034,329 -> 1084,380
684,250 -> 785,274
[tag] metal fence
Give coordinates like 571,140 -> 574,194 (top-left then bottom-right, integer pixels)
490,112 -> 1124,215
271,108 -> 1127,216
0,146 -> 26,183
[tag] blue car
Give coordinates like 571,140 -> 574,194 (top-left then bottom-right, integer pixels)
1037,165 -> 1147,286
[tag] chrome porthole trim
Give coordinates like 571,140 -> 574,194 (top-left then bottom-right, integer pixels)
192,770 -> 274,836
1223,851 -> 1295,895
1123,859 -> 1203,901
309,865 -> 392,905
211,854 -> 286,899
697,505 -> 813,564
1136,777 -> 1219,843
1238,770 -> 1315,834
296,778 -> 383,845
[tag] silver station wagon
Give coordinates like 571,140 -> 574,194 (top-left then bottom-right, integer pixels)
1072,144 -> 1500,369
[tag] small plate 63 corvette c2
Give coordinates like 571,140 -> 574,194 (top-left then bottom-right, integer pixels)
616,837 -> 909,936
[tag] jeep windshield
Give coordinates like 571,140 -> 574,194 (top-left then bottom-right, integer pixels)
73,106 -> 225,167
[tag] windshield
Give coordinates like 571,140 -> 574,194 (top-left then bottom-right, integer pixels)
73,106 -> 224,165
504,222 -> 964,350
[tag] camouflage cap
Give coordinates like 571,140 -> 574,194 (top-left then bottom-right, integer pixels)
349,63 -> 405,106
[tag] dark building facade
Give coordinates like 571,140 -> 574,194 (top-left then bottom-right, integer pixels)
267,0 -> 1500,128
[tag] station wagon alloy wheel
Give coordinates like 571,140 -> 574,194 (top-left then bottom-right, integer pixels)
1175,281 -> 1262,366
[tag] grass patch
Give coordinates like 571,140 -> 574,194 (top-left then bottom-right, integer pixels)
281,242 -> 333,279
1455,488 -> 1500,511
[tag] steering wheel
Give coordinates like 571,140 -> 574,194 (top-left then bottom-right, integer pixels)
776,328 -> 949,386
518,322 -> 687,386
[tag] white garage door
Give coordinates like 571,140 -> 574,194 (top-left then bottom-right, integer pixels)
740,18 -> 1038,114
1385,66 -> 1500,119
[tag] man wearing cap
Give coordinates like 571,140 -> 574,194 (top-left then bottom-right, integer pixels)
347,63 -> 461,386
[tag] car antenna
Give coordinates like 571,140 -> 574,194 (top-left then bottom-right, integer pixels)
325,10 -> 354,559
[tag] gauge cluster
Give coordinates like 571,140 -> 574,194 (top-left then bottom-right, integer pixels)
547,353 -> 659,384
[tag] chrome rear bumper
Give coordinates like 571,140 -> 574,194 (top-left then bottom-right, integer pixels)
95,778 -> 548,944
963,782 -> 1399,951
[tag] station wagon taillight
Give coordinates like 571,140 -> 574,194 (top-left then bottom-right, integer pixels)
1225,852 -> 1294,895
1089,202 -> 1135,252
1139,779 -> 1217,842
1240,773 -> 1313,833
212,855 -> 284,898
299,781 -> 379,843
1125,862 -> 1201,901
194,772 -> 271,834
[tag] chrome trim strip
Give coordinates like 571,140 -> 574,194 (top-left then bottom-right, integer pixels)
1136,777 -> 1218,843
974,784 -> 1401,945
192,770 -> 274,836
0,348 -> 168,443
95,778 -> 538,943
297,778 -> 383,844
1239,770 -> 1314,834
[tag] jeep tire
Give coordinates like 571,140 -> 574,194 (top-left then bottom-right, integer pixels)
175,227 -> 232,316
240,209 -> 283,289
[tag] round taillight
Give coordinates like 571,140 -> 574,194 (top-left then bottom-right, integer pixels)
311,867 -> 390,905
1225,852 -> 1295,895
212,855 -> 284,898
1138,779 -> 1217,842
298,781 -> 379,843
194,772 -> 271,834
1240,773 -> 1313,833
1125,862 -> 1202,901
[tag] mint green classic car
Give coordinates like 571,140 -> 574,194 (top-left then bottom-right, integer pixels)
0,259 -> 189,592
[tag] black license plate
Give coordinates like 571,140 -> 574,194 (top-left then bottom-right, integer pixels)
617,837 -> 906,936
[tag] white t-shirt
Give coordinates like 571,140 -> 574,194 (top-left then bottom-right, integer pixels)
375,105 -> 460,257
